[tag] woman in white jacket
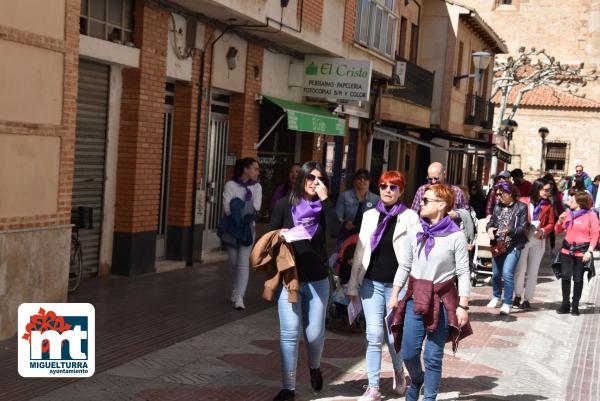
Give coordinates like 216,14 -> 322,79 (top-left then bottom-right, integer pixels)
347,170 -> 420,401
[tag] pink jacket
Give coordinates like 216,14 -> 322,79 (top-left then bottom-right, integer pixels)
555,211 -> 599,256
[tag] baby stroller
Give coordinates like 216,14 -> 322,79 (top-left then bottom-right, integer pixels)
471,217 -> 494,286
326,234 -> 365,332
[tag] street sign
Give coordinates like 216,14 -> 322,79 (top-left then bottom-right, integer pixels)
303,56 -> 372,102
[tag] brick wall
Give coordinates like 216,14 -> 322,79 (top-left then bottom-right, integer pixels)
115,0 -> 168,233
299,0 -> 323,30
167,49 -> 202,228
228,42 -> 264,160
343,0 -> 357,44
0,0 -> 80,231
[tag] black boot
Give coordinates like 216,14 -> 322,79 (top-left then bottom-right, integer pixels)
309,367 -> 323,392
273,389 -> 295,401
557,280 -> 571,314
572,281 -> 583,316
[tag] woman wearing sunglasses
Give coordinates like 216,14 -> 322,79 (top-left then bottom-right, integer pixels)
486,182 -> 529,315
512,178 -> 555,310
267,161 -> 341,401
347,171 -> 420,400
388,184 -> 472,401
554,191 -> 599,315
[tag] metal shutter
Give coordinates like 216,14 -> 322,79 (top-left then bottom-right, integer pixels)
73,59 -> 109,276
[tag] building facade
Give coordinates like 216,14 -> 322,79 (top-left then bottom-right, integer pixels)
0,0 -> 506,340
460,0 -> 600,180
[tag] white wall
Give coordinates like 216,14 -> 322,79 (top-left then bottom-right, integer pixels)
261,51 -> 303,102
166,13 -> 194,81
211,31 -> 248,93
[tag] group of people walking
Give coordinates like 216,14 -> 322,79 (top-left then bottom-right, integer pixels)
219,158 -> 599,401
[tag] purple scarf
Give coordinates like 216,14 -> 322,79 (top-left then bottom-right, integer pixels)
291,198 -> 322,238
233,177 -> 258,201
416,216 -> 461,258
370,201 -> 408,251
532,199 -> 551,220
494,181 -> 512,194
566,208 -> 591,228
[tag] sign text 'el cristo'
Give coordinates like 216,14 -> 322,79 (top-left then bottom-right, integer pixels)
303,57 -> 373,102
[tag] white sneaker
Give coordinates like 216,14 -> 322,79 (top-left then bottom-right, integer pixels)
487,297 -> 501,308
234,296 -> 245,311
358,386 -> 382,401
500,303 -> 511,315
392,369 -> 407,395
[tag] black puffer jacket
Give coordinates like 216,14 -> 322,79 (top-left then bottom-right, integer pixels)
486,201 -> 529,250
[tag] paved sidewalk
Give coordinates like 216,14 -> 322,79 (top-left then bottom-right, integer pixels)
23,254 -> 598,401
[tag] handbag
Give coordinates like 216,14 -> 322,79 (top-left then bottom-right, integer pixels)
551,251 -> 562,280
490,208 -> 520,258
490,239 -> 509,258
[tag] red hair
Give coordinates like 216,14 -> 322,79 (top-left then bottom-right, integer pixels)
378,171 -> 406,194
428,184 -> 455,214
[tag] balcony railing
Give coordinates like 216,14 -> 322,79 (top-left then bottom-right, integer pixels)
384,57 -> 434,108
465,94 -> 494,129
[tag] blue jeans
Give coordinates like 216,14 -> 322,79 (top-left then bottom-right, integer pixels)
492,248 -> 522,305
360,278 -> 405,388
401,299 -> 449,401
277,277 -> 330,390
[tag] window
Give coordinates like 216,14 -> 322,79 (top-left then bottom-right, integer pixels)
494,0 -> 519,10
409,23 -> 419,62
80,0 -> 134,45
545,142 -> 568,173
355,0 -> 398,58
398,17 -> 408,58
455,41 -> 464,88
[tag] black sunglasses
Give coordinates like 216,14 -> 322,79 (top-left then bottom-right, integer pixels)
306,173 -> 322,182
421,197 -> 443,205
426,176 -> 441,183
355,175 -> 369,181
379,183 -> 399,192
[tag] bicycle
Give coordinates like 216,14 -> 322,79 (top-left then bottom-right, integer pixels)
69,206 -> 92,293
69,228 -> 83,293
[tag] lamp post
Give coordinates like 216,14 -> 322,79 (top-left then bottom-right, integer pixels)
499,119 -> 518,143
539,127 -> 549,173
453,51 -> 492,86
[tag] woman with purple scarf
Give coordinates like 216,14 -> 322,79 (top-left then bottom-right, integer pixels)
554,191 -> 599,315
513,178 -> 555,310
267,161 -> 341,401
346,171 -> 420,400
388,184 -> 471,401
486,182 -> 528,315
223,157 -> 262,311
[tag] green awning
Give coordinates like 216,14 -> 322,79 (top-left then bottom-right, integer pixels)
264,96 -> 346,137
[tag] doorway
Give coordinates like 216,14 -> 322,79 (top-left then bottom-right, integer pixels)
202,90 -> 230,251
156,82 -> 175,259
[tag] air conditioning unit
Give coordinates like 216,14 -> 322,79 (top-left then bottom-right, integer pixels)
392,60 -> 407,86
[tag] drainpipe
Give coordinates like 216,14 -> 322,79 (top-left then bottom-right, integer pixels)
187,26 -> 231,266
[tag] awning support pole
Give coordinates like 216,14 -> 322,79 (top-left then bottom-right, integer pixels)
254,113 -> 287,150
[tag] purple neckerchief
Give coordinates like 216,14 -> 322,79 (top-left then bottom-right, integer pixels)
291,197 -> 322,238
416,216 -> 461,258
370,201 -> 408,251
578,172 -> 590,181
566,208 -> 591,228
532,199 -> 551,220
494,181 -> 512,194
233,177 -> 258,201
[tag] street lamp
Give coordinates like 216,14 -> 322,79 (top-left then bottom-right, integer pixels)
453,51 -> 492,86
539,127 -> 549,173
499,119 -> 518,141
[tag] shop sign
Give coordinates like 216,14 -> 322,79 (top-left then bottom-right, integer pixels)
287,110 -> 345,137
303,56 -> 372,102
